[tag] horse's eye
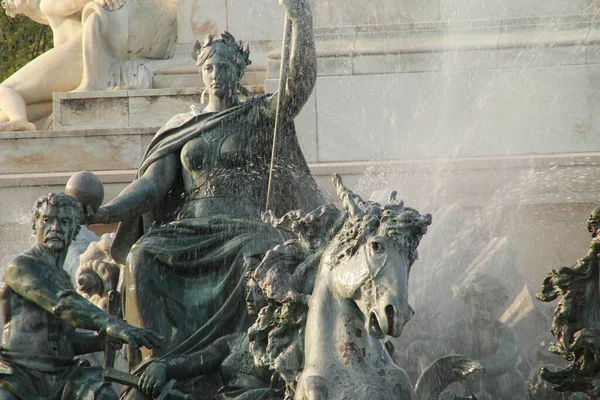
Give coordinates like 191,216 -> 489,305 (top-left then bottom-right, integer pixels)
371,241 -> 383,253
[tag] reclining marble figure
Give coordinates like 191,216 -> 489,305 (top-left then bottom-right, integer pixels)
0,0 -> 177,131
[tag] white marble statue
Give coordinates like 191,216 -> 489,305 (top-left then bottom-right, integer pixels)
0,0 -> 177,132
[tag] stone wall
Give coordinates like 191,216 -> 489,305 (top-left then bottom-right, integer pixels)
268,15 -> 600,162
150,1 -> 600,164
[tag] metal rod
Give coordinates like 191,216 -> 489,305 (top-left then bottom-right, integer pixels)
265,15 -> 292,211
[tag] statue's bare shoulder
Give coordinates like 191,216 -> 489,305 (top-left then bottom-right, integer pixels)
3,252 -> 45,287
2,251 -> 71,311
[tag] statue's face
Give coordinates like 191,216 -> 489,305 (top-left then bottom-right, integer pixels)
467,301 -> 496,326
34,204 -> 78,253
200,52 -> 239,99
588,207 -> 600,237
245,277 -> 267,318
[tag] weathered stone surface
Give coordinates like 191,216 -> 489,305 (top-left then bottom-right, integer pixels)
497,46 -> 587,69
177,0 -> 227,45
306,63 -> 600,162
55,93 -> 130,131
498,0 -> 585,19
0,129 -> 153,174
54,89 -> 203,131
227,0 -> 283,41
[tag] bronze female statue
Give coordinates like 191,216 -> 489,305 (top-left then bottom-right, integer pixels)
86,0 -> 324,362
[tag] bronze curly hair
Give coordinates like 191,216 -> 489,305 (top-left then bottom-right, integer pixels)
31,193 -> 83,238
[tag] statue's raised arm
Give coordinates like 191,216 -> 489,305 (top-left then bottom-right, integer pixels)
35,0 -> 124,20
264,0 -> 316,121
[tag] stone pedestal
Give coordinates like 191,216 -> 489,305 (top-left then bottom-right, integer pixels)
52,86 -> 265,131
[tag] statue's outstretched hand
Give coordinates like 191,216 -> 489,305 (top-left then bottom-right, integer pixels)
104,320 -> 163,349
139,361 -> 168,398
94,0 -> 125,11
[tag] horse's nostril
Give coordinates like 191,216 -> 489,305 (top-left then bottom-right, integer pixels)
385,305 -> 395,335
385,304 -> 395,319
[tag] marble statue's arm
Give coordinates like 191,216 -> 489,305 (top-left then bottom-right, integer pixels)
94,0 -> 125,12
3,256 -> 162,349
38,0 -> 92,18
478,323 -> 519,376
90,153 -> 178,224
2,0 -> 48,22
21,0 -> 49,24
39,0 -> 125,18
25,12 -> 48,24
265,0 -> 316,121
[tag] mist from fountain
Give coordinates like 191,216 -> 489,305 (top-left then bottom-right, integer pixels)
333,3 -> 600,397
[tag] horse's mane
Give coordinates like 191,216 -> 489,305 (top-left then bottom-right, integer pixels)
331,203 -> 432,270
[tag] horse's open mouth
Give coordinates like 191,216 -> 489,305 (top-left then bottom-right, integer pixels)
368,312 -> 386,339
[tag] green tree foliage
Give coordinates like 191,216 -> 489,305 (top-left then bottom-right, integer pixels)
0,12 -> 52,82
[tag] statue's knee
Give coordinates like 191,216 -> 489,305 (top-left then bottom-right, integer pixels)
83,11 -> 101,32
127,247 -> 160,282
82,7 -> 126,54
0,85 -> 17,95
126,248 -> 146,277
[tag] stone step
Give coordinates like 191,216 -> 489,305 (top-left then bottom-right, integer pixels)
53,88 -> 201,131
0,128 -> 156,174
52,87 -> 266,132
1,147 -> 599,208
